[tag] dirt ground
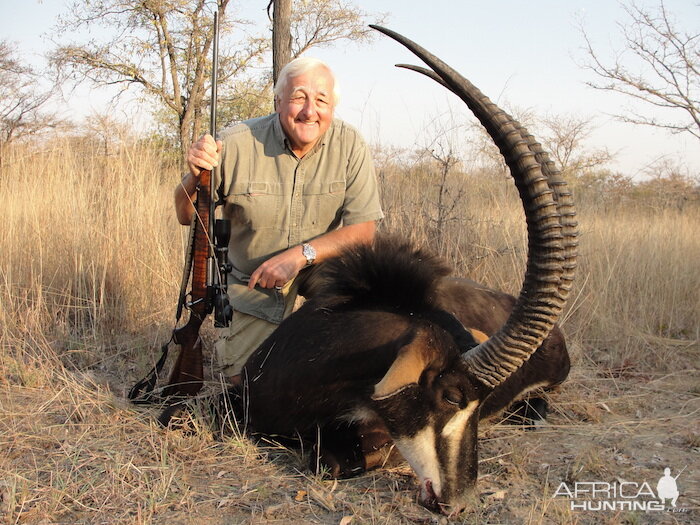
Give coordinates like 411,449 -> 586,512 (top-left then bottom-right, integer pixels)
1,343 -> 697,525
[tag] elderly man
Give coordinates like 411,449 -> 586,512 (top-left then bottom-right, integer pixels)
174,57 -> 383,386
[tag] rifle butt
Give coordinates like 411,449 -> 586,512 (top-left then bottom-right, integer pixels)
162,324 -> 204,397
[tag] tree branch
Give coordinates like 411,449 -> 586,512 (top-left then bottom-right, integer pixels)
579,0 -> 699,140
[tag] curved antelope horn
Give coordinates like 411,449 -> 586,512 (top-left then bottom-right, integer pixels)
394,63 -> 578,304
371,25 -> 578,388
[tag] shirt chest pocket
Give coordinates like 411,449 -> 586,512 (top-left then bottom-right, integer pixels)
303,180 -> 346,228
228,181 -> 284,229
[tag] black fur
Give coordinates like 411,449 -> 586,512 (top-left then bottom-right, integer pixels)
300,235 -> 452,313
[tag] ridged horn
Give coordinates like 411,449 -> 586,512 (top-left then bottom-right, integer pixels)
393,63 -> 578,304
371,25 -> 578,388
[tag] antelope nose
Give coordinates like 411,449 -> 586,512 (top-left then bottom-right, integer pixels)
419,479 -> 440,511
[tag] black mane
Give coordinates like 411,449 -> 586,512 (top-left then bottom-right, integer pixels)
302,235 -> 452,314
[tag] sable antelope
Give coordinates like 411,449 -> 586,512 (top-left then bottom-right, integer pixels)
230,26 -> 578,516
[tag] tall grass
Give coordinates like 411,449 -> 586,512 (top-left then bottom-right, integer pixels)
2,139 -> 698,385
1,139 -> 184,387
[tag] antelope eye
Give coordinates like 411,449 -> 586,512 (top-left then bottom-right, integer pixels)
443,388 -> 462,406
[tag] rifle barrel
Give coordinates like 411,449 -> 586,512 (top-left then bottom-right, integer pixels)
208,10 -> 220,281
210,10 -> 219,137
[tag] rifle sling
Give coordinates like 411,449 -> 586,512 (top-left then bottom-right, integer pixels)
127,336 -> 173,403
128,212 -> 197,403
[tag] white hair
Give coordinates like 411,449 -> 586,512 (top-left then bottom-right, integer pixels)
273,57 -> 341,106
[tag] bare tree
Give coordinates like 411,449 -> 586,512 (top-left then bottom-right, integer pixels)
0,41 -> 60,153
467,104 -> 612,179
289,0 -> 386,58
415,117 -> 468,252
537,113 -> 613,177
82,110 -> 136,156
580,0 -> 700,140
637,157 -> 700,209
49,0 -> 266,162
422,145 -> 464,251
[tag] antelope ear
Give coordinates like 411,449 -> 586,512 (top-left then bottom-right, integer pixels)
372,333 -> 431,400
468,328 -> 489,344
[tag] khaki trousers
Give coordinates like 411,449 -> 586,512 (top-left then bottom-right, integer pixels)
215,279 -> 299,377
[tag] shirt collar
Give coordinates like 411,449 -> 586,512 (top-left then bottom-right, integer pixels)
272,113 -> 287,148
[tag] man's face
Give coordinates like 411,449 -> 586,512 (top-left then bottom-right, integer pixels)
277,66 -> 335,157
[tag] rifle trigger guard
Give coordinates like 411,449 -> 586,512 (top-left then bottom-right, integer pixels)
185,294 -> 205,309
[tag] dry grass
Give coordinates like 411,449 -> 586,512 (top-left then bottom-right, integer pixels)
0,140 -> 698,524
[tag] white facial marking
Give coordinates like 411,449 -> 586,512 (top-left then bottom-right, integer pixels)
441,400 -> 479,491
442,400 -> 479,439
394,426 -> 442,500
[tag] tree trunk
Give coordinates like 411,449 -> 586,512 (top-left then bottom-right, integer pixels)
272,0 -> 292,88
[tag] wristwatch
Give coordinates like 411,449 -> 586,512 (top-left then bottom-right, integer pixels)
302,243 -> 316,266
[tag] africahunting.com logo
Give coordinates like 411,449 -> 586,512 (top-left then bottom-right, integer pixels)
553,466 -> 689,513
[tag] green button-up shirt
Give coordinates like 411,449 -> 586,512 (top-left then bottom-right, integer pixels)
216,113 -> 383,322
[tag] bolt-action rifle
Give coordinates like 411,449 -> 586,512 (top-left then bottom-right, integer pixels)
128,11 -> 233,421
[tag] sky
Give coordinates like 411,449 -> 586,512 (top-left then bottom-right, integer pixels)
2,0 -> 698,178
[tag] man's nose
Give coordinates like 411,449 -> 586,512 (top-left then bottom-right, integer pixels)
299,98 -> 317,118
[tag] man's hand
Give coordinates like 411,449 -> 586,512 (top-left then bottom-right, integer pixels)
188,134 -> 222,177
248,246 -> 306,290
175,134 -> 223,225
248,221 -> 376,290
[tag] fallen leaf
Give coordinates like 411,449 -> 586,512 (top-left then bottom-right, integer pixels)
597,402 -> 611,413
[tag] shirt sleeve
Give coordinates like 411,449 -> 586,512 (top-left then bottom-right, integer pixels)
341,127 -> 384,226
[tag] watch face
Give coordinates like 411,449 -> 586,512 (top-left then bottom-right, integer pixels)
303,243 -> 316,263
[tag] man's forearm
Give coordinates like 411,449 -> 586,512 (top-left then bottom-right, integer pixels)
174,172 -> 199,225
247,220 -> 377,290
304,220 -> 376,265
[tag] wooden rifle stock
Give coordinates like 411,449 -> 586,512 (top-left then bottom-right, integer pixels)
162,167 -> 212,397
